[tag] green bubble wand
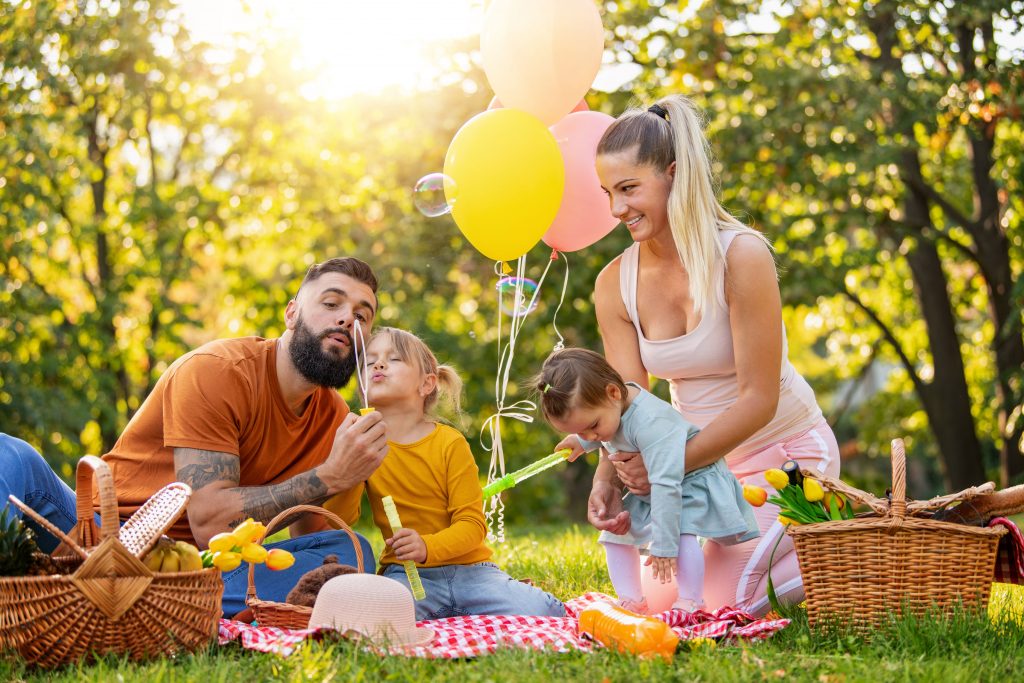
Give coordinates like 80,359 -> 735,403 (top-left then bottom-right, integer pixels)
482,448 -> 572,499
382,496 -> 426,600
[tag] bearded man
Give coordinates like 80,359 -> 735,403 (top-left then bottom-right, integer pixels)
0,257 -> 388,615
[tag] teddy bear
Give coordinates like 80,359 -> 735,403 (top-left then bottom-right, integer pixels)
284,554 -> 359,607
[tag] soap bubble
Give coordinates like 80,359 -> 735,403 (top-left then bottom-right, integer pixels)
496,277 -> 538,317
413,173 -> 456,217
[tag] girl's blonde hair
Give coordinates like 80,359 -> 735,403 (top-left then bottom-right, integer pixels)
597,94 -> 771,316
369,327 -> 463,416
531,348 -> 627,422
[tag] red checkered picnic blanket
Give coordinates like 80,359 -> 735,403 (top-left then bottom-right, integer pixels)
990,517 -> 1024,585
217,592 -> 790,658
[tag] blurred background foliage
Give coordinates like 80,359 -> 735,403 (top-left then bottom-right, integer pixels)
1,0 -> 1022,526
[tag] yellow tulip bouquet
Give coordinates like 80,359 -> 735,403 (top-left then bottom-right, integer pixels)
761,460 -> 855,525
201,518 -> 296,572
747,460 -> 855,613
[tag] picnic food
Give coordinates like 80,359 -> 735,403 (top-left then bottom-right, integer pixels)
578,601 -> 679,661
0,507 -> 50,577
142,537 -> 204,572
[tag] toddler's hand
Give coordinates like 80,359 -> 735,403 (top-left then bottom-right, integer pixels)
387,528 -> 427,564
555,435 -> 587,462
645,555 -> 676,584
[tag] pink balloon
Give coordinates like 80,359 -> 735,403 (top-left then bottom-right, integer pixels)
488,96 -> 589,114
543,111 -> 619,252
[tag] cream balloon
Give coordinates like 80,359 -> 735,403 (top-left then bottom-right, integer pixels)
481,0 -> 604,126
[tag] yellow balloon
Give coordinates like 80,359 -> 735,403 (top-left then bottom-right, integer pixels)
482,0 -> 604,125
444,109 -> 565,262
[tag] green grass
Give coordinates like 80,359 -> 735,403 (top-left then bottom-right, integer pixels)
3,524 -> 1023,682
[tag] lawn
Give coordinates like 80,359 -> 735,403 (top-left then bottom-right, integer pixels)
2,524 -> 1022,682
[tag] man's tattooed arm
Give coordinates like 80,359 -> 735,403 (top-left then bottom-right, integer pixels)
174,447 -> 331,545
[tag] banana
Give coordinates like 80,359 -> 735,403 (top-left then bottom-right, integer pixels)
159,547 -> 180,573
143,547 -> 165,572
175,541 -> 203,572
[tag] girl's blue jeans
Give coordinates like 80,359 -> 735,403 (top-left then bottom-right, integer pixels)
0,432 -> 374,617
382,561 -> 566,621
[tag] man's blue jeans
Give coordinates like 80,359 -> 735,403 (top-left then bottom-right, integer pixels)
0,432 -> 375,617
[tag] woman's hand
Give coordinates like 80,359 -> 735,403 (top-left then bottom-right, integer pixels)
587,480 -> 631,534
608,450 -> 651,495
387,528 -> 427,563
555,434 -> 587,462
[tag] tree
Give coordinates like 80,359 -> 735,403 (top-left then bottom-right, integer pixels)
604,0 -> 1024,488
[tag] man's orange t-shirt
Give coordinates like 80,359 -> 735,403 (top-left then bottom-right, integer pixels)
100,337 -> 362,545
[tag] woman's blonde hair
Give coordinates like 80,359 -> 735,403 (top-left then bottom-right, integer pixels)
597,94 -> 771,315
368,327 -> 463,417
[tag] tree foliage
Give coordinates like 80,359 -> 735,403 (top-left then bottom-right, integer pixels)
1,0 -> 1021,528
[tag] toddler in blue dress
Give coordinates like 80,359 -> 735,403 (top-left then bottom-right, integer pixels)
533,348 -> 758,613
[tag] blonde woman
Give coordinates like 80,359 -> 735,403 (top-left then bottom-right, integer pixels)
588,96 -> 840,616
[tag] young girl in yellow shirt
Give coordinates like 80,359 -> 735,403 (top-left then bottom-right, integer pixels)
327,327 -> 564,620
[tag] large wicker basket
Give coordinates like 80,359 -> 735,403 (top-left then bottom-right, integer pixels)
788,439 -> 1006,631
0,456 -> 223,667
245,504 -> 365,629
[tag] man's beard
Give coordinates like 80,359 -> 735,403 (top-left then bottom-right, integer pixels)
288,316 -> 357,389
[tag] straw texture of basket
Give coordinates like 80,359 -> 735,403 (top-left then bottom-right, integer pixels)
0,456 -> 222,667
246,504 -> 365,629
788,439 -> 1007,631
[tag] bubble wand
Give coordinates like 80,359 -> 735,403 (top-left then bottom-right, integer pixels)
381,496 -> 426,600
482,448 -> 572,499
351,320 -> 374,416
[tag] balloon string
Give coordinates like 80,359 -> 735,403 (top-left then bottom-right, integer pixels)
480,252 -> 556,542
550,250 -> 569,351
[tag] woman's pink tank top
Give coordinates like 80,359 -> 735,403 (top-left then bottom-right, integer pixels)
619,229 -> 822,460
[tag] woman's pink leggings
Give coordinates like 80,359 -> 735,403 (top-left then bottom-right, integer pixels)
702,419 -> 840,616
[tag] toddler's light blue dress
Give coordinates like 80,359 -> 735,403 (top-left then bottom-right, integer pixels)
579,384 -> 759,557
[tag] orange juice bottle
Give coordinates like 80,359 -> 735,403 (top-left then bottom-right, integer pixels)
578,601 -> 679,661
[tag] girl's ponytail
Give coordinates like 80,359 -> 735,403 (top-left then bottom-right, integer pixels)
434,364 -> 463,416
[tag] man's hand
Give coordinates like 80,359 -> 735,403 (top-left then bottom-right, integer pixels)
555,435 -> 587,462
387,528 -> 427,563
609,450 -> 651,496
645,555 -> 676,584
317,411 -> 388,493
587,480 -> 631,534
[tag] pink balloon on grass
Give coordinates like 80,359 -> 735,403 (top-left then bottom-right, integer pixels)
543,111 -> 619,252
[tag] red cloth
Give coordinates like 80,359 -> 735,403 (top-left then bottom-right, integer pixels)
216,592 -> 790,658
990,517 -> 1024,585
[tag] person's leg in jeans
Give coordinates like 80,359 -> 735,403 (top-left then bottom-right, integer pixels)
219,528 -> 376,617
0,433 -> 79,552
449,562 -> 566,617
382,564 -> 457,620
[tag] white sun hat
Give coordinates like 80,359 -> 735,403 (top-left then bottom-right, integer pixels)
309,574 -> 434,647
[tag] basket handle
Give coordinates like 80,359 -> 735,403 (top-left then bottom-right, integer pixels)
75,455 -> 120,541
7,494 -> 89,560
888,438 -> 907,530
245,504 -> 365,604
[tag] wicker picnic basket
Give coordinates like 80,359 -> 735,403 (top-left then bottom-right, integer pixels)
0,456 -> 222,667
787,438 -> 1007,631
245,504 -> 365,629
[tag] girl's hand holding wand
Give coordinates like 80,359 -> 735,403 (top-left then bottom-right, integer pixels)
387,528 -> 427,564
